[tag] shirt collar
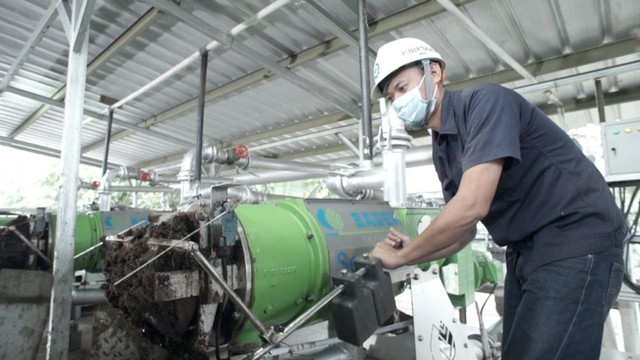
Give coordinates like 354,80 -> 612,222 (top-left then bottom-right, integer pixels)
437,90 -> 458,135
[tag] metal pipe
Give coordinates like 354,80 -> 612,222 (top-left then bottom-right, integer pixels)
199,186 -> 295,203
358,0 -> 373,160
225,186 -> 296,203
108,186 -> 175,193
108,0 -> 291,111
71,288 -> 107,305
326,169 -> 384,198
189,243 -> 271,338
229,0 -> 291,36
231,170 -> 325,186
595,78 -> 606,123
240,156 -> 339,174
194,49 -> 208,182
225,145 -> 432,186
101,109 -> 114,176
435,0 -> 536,83
335,132 -> 359,156
7,226 -> 51,266
513,60 -> 640,94
174,145 -> 432,188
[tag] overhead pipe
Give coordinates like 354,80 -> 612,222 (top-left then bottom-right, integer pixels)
107,0 -> 292,112
358,0 -> 374,161
201,186 -> 297,204
236,156 -> 340,174
595,78 -> 606,123
194,50 -> 208,182
326,168 -> 384,199
98,166 -> 157,210
230,145 -> 432,187
101,109 -> 114,176
335,132 -> 360,156
330,104 -> 415,203
108,186 -> 174,193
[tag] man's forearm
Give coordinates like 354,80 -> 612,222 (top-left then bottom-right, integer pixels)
396,195 -> 481,265
408,227 -> 476,264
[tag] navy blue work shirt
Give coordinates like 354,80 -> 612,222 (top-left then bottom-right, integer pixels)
433,84 -> 626,277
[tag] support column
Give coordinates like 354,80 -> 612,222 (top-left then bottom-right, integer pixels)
46,0 -> 94,358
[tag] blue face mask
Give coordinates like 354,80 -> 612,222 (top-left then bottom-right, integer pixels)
391,68 -> 437,130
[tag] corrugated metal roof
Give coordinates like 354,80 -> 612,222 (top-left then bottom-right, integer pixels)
1,0 -> 639,179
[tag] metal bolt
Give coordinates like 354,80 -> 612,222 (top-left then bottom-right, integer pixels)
306,231 -> 314,240
418,335 -> 423,341
452,318 -> 457,323
363,252 -> 369,259
306,294 -> 316,302
340,268 -> 348,275
232,312 -> 241,320
413,273 -> 420,280
431,268 -> 438,275
464,343 -> 469,348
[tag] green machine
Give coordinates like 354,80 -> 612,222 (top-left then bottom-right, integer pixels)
48,210 -> 149,272
101,198 -> 502,357
0,210 -> 149,272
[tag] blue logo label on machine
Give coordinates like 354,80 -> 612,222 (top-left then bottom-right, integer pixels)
316,207 -> 401,237
102,212 -> 149,235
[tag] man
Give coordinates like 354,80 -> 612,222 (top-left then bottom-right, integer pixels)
369,38 -> 627,360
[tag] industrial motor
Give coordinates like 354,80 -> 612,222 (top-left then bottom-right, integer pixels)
102,199 -> 433,356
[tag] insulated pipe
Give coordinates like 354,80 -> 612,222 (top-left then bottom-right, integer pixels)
101,109 -> 114,176
107,0 -> 291,112
358,0 -> 373,160
108,186 -> 175,193
201,186 -> 296,204
194,50 -> 208,182
326,168 -> 384,198
178,144 -> 216,181
223,145 -> 432,186
230,171 -> 324,186
238,156 -> 339,174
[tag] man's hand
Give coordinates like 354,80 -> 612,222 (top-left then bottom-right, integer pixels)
371,228 -> 411,269
371,236 -> 407,270
383,227 -> 410,249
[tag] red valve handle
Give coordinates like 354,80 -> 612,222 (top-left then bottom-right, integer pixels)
138,171 -> 151,182
236,144 -> 249,159
90,181 -> 100,190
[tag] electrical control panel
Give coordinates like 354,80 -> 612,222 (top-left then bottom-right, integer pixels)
601,118 -> 640,184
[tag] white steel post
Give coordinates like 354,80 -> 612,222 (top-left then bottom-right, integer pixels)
46,0 -> 94,358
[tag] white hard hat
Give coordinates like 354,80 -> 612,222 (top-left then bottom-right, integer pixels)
371,38 -> 445,99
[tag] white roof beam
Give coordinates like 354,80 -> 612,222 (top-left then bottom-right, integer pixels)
0,0 -> 61,92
